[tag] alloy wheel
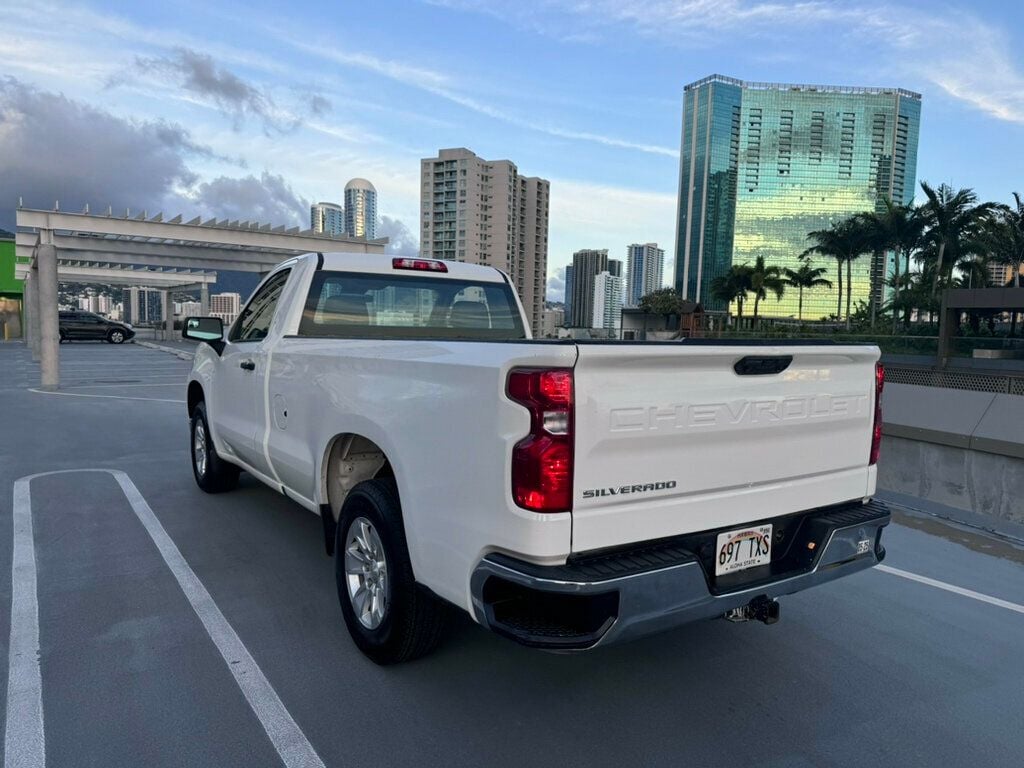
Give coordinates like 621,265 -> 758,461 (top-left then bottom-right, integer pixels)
193,420 -> 207,477
344,517 -> 389,629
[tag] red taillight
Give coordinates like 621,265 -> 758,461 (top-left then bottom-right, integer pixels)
392,257 -> 448,272
870,362 -> 884,465
507,368 -> 574,512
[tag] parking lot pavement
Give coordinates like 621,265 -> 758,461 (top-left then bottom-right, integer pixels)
2,340 -> 1023,768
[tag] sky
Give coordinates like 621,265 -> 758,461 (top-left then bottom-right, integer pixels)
2,0 -> 1023,301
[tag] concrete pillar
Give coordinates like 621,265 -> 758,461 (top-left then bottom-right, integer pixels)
200,283 -> 210,315
25,271 -> 40,360
129,287 -> 139,326
37,244 -> 60,390
162,289 -> 173,340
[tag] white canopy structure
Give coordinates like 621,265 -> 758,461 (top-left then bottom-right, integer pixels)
18,204 -> 388,388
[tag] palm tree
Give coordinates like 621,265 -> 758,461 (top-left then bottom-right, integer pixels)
853,200 -> 923,329
803,225 -> 846,322
920,182 -> 998,299
984,193 -> 1024,288
804,219 -> 869,328
709,264 -> 753,320
882,200 -> 925,332
748,255 -> 786,321
977,197 -> 1024,335
783,260 -> 833,321
852,211 -> 888,328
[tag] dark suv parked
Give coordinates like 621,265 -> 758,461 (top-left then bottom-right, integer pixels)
58,311 -> 135,344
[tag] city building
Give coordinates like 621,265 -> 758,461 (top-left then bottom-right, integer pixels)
989,262 -> 1024,287
210,292 -> 242,327
311,202 -> 345,236
125,289 -> 164,325
175,300 -> 203,318
675,74 -> 921,317
568,249 -> 622,328
540,307 -> 565,338
626,243 -> 665,307
75,291 -> 114,314
420,148 -> 550,334
592,271 -> 625,331
563,264 -> 574,325
344,179 -> 378,239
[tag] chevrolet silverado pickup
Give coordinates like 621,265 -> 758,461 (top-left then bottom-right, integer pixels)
183,251 -> 890,664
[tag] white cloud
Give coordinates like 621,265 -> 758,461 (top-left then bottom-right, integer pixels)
546,178 -> 677,282
279,36 -> 678,157
431,0 -> 1024,126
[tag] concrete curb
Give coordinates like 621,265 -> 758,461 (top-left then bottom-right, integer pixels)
136,340 -> 195,361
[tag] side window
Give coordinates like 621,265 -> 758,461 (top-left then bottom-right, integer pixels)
229,270 -> 291,342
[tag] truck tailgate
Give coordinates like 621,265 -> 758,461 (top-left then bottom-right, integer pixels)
571,343 -> 879,553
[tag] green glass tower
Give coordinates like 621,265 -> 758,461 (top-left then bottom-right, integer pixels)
675,75 -> 921,318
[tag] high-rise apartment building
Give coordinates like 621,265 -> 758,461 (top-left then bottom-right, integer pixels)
675,75 -> 921,317
569,249 -> 622,328
592,271 -> 625,330
564,264 -> 575,324
989,262 -> 1023,287
124,288 -> 163,325
210,292 -> 242,327
311,202 -> 345,236
344,179 -> 377,239
626,243 -> 665,307
420,148 -> 550,334
175,300 -> 202,318
540,307 -> 565,338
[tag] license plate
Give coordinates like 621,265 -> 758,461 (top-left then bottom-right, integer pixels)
715,524 -> 773,576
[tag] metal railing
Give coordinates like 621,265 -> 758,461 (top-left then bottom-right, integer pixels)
885,365 -> 1024,396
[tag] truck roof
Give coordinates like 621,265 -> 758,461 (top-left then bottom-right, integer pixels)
317,251 -> 509,284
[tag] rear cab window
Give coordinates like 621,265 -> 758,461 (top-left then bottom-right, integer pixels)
297,271 -> 527,340
229,269 -> 291,342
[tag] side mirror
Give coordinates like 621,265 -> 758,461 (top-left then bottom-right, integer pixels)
183,316 -> 225,353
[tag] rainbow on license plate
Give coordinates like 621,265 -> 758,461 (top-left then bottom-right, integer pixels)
715,524 -> 772,576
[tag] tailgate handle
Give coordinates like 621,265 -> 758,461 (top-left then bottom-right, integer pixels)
734,355 -> 793,376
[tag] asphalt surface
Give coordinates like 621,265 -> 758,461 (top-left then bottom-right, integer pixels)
1,340 -> 1023,768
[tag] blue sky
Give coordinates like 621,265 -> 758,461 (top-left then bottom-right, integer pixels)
3,0 -> 1023,299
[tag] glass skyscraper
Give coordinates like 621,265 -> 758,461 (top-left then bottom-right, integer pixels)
675,75 -> 921,318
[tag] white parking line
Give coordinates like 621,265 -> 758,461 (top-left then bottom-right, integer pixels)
27,389 -> 185,404
5,479 -> 44,768
877,564 -> 1024,616
5,470 -> 326,768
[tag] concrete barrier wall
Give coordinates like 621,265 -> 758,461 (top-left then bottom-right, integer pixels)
878,383 -> 1024,522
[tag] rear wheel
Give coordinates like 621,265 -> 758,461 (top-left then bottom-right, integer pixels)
59,329 -> 67,343
190,402 -> 239,493
108,328 -> 126,344
335,479 -> 448,664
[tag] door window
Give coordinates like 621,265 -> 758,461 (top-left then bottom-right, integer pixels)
229,270 -> 291,342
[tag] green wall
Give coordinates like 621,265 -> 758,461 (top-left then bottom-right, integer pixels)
0,238 -> 22,295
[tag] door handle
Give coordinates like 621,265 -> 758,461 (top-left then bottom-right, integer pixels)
239,360 -> 256,371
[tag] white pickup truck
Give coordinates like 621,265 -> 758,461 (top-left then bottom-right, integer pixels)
183,251 -> 890,664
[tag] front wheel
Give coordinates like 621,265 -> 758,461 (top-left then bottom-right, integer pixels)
190,402 -> 239,493
335,479 -> 448,664
107,329 -> 126,344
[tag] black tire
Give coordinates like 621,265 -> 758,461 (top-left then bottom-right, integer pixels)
190,402 -> 240,493
59,329 -> 67,343
335,479 -> 448,664
107,328 -> 126,344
